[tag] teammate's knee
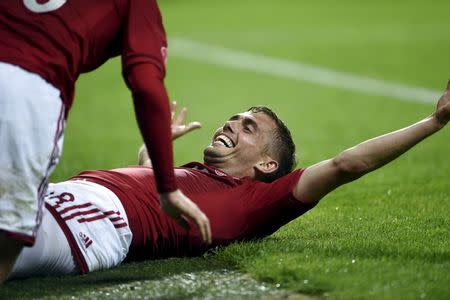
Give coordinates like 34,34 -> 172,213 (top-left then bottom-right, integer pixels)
0,233 -> 23,283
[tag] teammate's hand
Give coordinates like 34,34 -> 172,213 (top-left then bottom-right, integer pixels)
434,79 -> 450,127
170,101 -> 202,140
160,189 -> 212,244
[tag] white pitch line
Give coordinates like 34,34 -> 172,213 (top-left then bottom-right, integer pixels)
170,37 -> 441,104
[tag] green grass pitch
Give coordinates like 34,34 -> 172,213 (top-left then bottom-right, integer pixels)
2,0 -> 449,299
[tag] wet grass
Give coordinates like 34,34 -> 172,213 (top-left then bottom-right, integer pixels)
1,258 -> 287,299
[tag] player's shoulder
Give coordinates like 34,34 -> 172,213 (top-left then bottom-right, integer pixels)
248,168 -> 305,186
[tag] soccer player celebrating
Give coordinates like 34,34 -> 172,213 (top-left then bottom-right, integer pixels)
7,81 -> 450,279
0,0 -> 210,283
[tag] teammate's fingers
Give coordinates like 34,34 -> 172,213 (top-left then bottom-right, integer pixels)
190,211 -> 211,244
205,217 -> 212,244
198,214 -> 212,244
162,191 -> 212,244
176,200 -> 211,244
175,208 -> 210,243
195,214 -> 206,242
190,212 -> 210,244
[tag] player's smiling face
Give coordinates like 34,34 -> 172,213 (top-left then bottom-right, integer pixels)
203,111 -> 277,178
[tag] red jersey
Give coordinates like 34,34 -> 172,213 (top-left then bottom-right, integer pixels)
0,0 -> 175,192
71,163 -> 316,262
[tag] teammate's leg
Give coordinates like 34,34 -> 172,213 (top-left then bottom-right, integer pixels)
8,206 -> 77,279
0,62 -> 65,282
0,234 -> 22,283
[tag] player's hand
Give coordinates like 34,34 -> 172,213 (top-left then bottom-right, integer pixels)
171,101 -> 202,140
138,101 -> 201,166
160,189 -> 212,244
434,79 -> 450,127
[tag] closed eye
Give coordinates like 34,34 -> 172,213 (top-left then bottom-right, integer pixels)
243,119 -> 257,133
227,113 -> 258,133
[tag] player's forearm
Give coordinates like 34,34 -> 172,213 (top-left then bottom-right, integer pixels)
294,81 -> 449,205
334,114 -> 444,178
133,91 -> 176,192
127,64 -> 177,193
138,144 -> 151,166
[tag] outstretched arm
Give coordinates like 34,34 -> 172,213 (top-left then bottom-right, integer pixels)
294,80 -> 450,204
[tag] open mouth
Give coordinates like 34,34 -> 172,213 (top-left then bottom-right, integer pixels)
214,134 -> 235,148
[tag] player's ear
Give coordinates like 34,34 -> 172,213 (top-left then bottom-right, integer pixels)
254,156 -> 278,174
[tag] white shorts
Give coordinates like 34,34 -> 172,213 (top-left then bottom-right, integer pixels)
9,207 -> 77,279
0,62 -> 65,245
44,181 -> 132,274
9,181 -> 132,278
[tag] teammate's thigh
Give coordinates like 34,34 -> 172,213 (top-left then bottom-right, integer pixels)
8,207 -> 77,279
0,62 -> 65,244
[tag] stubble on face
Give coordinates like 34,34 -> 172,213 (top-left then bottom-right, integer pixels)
203,112 -> 277,178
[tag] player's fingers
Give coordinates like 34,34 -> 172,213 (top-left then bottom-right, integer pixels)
170,101 -> 177,120
447,79 -> 450,90
174,107 -> 187,126
173,122 -> 202,140
183,122 -> 202,134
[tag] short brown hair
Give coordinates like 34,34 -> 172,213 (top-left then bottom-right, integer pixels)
247,106 -> 297,182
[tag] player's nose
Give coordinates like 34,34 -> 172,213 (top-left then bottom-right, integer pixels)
222,120 -> 236,134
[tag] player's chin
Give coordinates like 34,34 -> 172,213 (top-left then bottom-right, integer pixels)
204,148 -> 220,159
204,148 -> 232,162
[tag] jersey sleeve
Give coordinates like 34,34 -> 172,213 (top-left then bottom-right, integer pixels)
120,0 -> 175,193
242,169 -> 316,238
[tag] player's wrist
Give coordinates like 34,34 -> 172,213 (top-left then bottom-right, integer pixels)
160,189 -> 182,200
432,110 -> 448,129
156,177 -> 178,195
